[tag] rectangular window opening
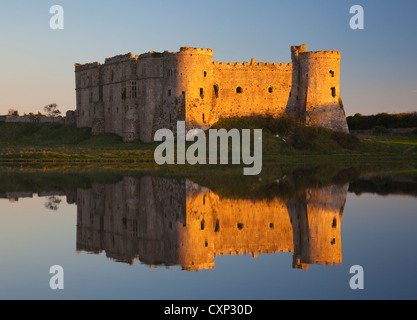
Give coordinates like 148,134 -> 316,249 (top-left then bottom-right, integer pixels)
130,81 -> 138,98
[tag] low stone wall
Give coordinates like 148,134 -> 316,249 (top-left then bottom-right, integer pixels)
4,115 -> 34,123
0,111 -> 76,125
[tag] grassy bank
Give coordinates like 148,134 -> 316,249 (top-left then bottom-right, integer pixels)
1,160 -> 416,201
0,116 -> 416,163
0,122 -> 158,162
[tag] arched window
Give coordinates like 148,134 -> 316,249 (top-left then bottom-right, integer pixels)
213,85 -> 219,98
236,87 -> 243,94
215,220 -> 220,233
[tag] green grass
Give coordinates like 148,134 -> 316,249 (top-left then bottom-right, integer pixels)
0,116 -> 416,164
212,114 -> 417,159
0,122 -> 158,161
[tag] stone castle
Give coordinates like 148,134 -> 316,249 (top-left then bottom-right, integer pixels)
75,44 -> 349,143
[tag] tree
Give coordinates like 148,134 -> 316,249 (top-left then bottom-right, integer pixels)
44,196 -> 62,211
43,103 -> 61,117
8,109 -> 19,116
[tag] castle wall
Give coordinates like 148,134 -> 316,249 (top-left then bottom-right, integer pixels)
101,53 -> 139,139
211,61 -> 293,124
75,62 -> 101,129
136,54 -> 165,142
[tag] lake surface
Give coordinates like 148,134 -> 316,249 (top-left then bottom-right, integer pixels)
0,166 -> 416,300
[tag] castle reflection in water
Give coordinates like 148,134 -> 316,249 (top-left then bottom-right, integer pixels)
75,177 -> 348,271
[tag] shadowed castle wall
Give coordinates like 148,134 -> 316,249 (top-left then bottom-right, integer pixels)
75,62 -> 101,129
101,53 -> 139,140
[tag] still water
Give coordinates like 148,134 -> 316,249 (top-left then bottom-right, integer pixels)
0,167 -> 416,300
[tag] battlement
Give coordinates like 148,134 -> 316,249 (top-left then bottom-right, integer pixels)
299,50 -> 341,59
179,46 -> 213,56
75,53 -> 138,71
74,61 -> 100,71
291,44 -> 307,58
104,52 -> 138,64
138,51 -> 167,59
213,60 -> 292,71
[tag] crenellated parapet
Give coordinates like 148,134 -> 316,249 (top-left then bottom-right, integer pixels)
299,50 -> 341,59
213,60 -> 292,70
104,52 -> 138,64
74,61 -> 100,72
179,46 -> 214,56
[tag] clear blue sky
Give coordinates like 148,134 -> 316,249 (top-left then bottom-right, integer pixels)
1,0 -> 416,116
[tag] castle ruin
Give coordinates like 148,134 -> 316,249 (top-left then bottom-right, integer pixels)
75,44 -> 349,143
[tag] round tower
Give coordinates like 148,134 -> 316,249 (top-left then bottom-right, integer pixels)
298,50 -> 349,133
174,47 -> 215,130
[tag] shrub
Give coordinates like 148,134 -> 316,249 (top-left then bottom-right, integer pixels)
372,126 -> 389,135
347,112 -> 417,130
331,131 -> 361,150
289,126 -> 319,150
212,114 -> 302,136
